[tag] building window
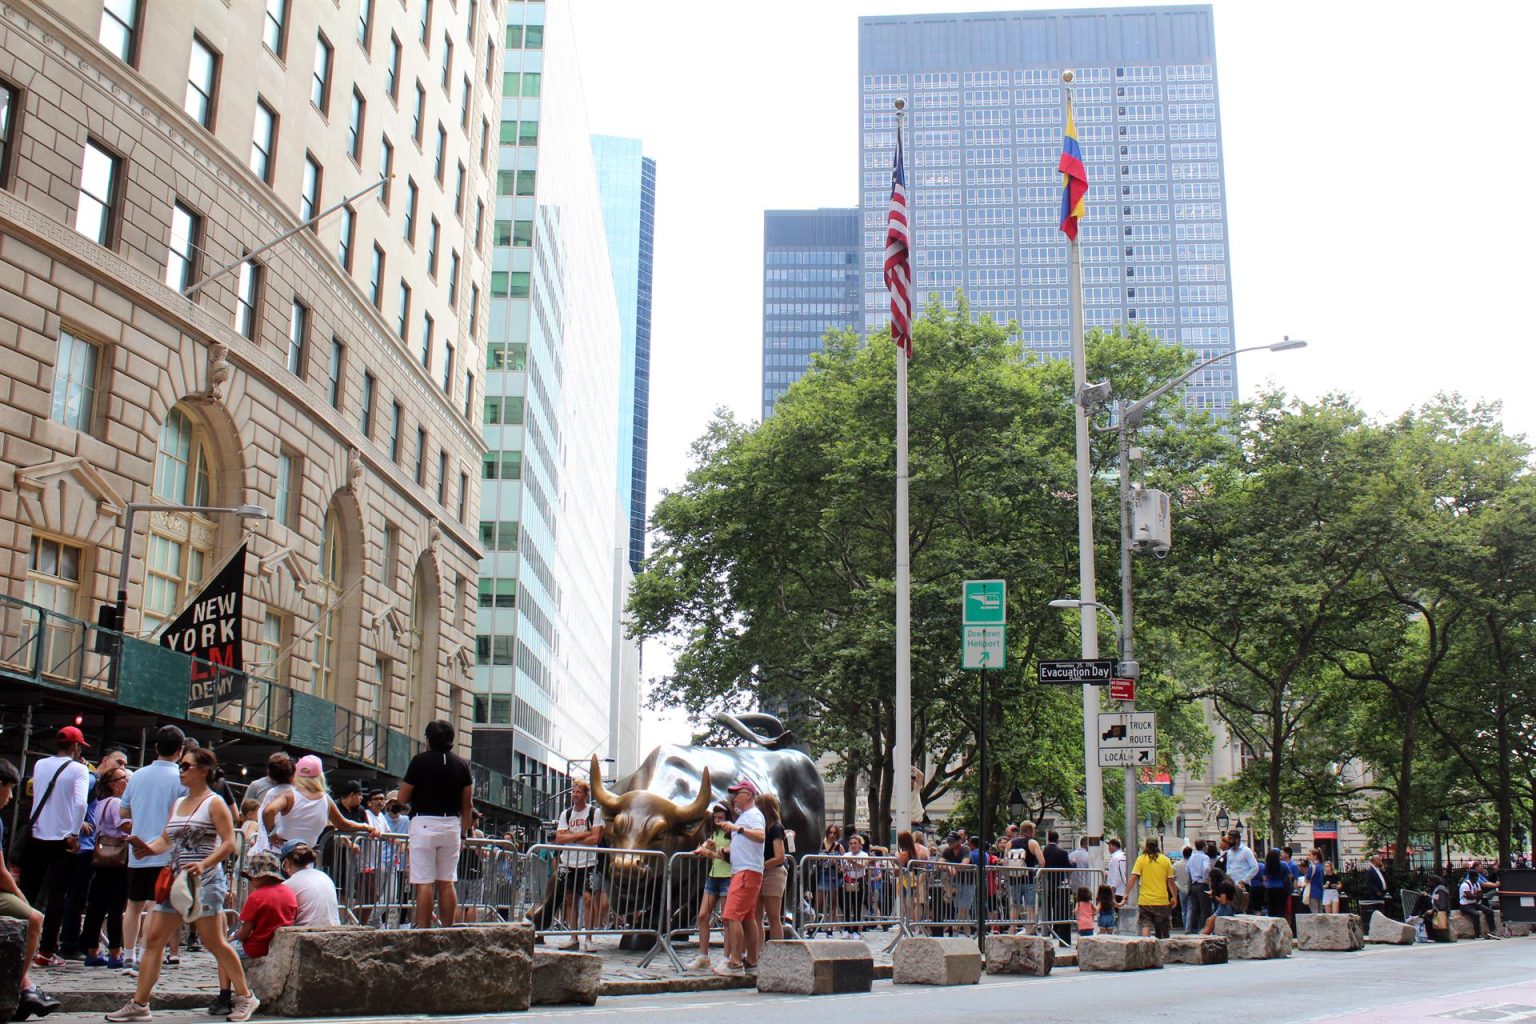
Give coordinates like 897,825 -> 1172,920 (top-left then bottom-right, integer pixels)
386,34 -> 402,99
378,135 -> 393,206
474,199 -> 485,250
441,34 -> 453,89
337,204 -> 355,270
382,523 -> 400,585
437,449 -> 448,504
99,0 -> 140,64
287,299 -> 308,374
348,90 -> 365,161
255,611 -> 288,684
509,271 -> 529,297
357,0 -> 374,48
481,451 -> 521,479
467,0 -> 478,45
512,219 -> 533,246
359,371 -> 376,437
26,537 -> 83,677
525,24 -> 544,49
251,99 -> 277,183
468,283 -> 479,336
434,124 -> 446,181
264,0 -> 288,57
427,217 -> 440,275
275,450 -> 298,528
515,169 -> 535,195
454,162 -> 466,216
404,178 -> 418,242
440,342 -> 454,393
447,251 -> 459,306
463,370 -> 474,418
146,407 -> 215,635
458,471 -> 468,523
389,401 -> 402,462
396,282 -> 411,340
234,258 -> 262,339
49,330 -> 100,433
521,72 -> 541,98
75,140 -> 121,247
419,313 -> 433,368
165,201 -> 202,293
478,521 -> 518,552
326,337 -> 344,408
412,82 -> 425,144
300,154 -> 322,225
419,0 -> 432,44
311,34 -> 333,113
415,427 -> 427,485
368,245 -> 385,308
0,83 -> 16,189
480,115 -> 490,169
184,36 -> 219,128
518,120 -> 538,146
460,75 -> 471,129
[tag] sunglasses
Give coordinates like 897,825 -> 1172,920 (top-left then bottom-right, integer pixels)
179,762 -> 200,773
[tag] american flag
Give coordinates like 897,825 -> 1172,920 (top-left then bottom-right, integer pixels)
884,125 -> 912,358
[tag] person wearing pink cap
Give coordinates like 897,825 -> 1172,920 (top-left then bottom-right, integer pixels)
260,756 -> 377,849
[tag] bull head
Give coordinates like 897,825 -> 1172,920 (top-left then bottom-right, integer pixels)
590,754 -> 713,832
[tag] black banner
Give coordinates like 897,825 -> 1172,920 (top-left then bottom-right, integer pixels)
159,543 -> 247,709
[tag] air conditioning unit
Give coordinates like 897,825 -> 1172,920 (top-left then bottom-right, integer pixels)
1131,487 -> 1172,555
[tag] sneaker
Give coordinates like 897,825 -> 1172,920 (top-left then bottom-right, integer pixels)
686,955 -> 711,971
712,962 -> 744,977
84,955 -> 111,967
120,958 -> 138,977
207,993 -> 234,1017
227,993 -> 260,1023
34,953 -> 67,968
581,941 -> 598,953
104,1000 -> 152,1022
107,957 -> 124,970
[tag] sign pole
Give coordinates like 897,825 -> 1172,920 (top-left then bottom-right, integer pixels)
977,664 -> 989,950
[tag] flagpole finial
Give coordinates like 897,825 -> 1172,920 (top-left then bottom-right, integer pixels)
894,98 -> 905,110
1061,70 -> 1074,83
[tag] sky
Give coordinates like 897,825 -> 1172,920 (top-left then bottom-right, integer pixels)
566,0 -> 1536,752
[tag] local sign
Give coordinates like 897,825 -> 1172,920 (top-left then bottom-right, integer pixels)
1096,711 -> 1155,767
962,625 -> 1006,671
1037,659 -> 1114,684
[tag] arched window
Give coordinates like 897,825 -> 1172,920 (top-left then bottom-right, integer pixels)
313,507 -> 344,700
143,407 -> 216,636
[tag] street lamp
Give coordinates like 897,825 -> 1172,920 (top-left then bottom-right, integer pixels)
1437,811 -> 1452,873
1007,787 -> 1026,823
1216,809 -> 1230,832
1048,599 -> 1123,656
1101,338 -> 1307,857
111,502 -> 268,638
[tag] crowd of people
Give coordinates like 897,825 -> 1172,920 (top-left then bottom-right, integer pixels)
0,719 -> 478,1022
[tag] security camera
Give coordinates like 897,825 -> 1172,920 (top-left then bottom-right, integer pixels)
1078,380 -> 1112,407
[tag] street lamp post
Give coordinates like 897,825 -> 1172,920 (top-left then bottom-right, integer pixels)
1437,811 -> 1452,874
1104,337 -> 1307,855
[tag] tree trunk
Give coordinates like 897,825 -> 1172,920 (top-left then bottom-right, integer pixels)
842,758 -> 858,832
879,735 -> 894,844
1268,688 -> 1285,849
1393,708 -> 1416,872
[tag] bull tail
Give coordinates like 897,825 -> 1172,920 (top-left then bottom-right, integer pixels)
713,711 -> 796,750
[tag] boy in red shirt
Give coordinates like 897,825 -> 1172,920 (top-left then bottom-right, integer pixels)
238,851 -> 297,959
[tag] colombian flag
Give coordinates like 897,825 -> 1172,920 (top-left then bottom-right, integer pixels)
1058,97 -> 1088,240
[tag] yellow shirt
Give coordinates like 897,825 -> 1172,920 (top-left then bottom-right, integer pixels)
1132,853 -> 1175,906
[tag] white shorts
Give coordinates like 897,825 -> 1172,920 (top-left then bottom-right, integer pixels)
409,816 -> 463,885
1321,889 -> 1338,906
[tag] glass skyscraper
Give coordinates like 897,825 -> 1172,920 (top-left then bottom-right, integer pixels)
476,0 -> 631,787
858,5 -> 1238,414
761,209 -> 862,419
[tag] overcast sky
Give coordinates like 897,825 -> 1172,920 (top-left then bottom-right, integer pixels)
568,0 -> 1536,752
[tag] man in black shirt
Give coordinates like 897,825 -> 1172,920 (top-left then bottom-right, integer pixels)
397,720 -> 474,928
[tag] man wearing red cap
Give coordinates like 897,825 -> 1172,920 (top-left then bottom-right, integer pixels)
20,726 -> 91,966
714,778 -> 765,976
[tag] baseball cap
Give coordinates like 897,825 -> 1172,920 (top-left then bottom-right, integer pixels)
57,725 -> 89,747
727,778 -> 758,795
168,869 -> 205,922
243,851 -> 284,881
295,754 -> 323,778
278,839 -> 307,860
944,832 -> 961,843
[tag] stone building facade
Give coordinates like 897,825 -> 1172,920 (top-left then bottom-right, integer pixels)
0,0 -> 499,742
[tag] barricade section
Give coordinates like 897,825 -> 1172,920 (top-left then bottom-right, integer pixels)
795,854 -> 906,939
525,843 -> 680,970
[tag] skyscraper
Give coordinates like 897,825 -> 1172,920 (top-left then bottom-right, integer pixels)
858,5 -> 1238,415
475,0 -> 632,787
591,134 -> 657,773
761,209 -> 862,419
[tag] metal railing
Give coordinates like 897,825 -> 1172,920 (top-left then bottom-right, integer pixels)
795,853 -> 907,942
524,844 -> 680,971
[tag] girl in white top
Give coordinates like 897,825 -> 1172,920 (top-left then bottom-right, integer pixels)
260,755 -> 377,849
279,842 -> 341,927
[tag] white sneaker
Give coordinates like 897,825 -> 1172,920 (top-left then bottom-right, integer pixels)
228,993 -> 260,1022
687,955 -> 711,971
582,942 -> 598,953
105,1000 -> 152,1022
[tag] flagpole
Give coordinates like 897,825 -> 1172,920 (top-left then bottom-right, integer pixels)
1064,72 -> 1105,866
892,99 -> 913,845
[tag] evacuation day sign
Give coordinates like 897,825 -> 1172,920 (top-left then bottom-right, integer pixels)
159,543 -> 247,708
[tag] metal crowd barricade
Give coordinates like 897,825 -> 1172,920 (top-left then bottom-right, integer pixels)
1032,866 -> 1103,946
902,858 -> 981,937
656,851 -> 800,965
526,843 -> 681,971
794,853 -> 907,942
456,836 -> 524,922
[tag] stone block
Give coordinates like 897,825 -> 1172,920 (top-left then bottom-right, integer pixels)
532,950 -> 601,1006
1297,913 -> 1363,951
984,934 -> 1054,976
1075,935 -> 1162,972
892,937 -> 982,986
1505,921 -> 1533,938
248,924 -> 533,1017
1365,911 -> 1415,945
1211,915 -> 1292,959
1158,935 -> 1229,965
0,918 -> 26,1024
756,940 -> 873,996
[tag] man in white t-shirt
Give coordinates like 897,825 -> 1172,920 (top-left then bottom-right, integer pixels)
21,727 -> 91,965
553,780 -> 604,951
714,779 -> 765,976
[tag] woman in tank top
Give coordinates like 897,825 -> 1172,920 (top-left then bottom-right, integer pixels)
112,747 -> 258,1023
260,754 -> 378,849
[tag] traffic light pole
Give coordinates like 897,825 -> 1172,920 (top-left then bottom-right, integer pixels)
1118,409 -> 1138,857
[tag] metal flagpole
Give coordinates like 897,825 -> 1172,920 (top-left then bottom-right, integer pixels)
893,99 -> 913,844
1063,72 -> 1105,867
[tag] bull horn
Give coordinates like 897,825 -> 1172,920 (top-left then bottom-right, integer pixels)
672,767 -> 713,827
589,755 -> 620,814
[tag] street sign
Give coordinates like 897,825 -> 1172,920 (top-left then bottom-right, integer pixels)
1109,677 -> 1136,701
962,625 -> 1006,671
962,579 -> 1006,626
1097,712 -> 1155,767
1099,747 -> 1156,768
1037,659 -> 1114,684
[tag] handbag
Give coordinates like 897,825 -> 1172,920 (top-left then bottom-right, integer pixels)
1430,910 -> 1450,930
153,865 -> 174,904
93,836 -> 129,869
8,761 -> 71,863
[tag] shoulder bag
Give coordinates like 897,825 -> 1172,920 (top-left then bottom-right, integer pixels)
9,761 -> 71,863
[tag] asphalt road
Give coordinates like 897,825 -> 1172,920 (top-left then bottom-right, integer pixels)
46,936 -> 1535,1024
